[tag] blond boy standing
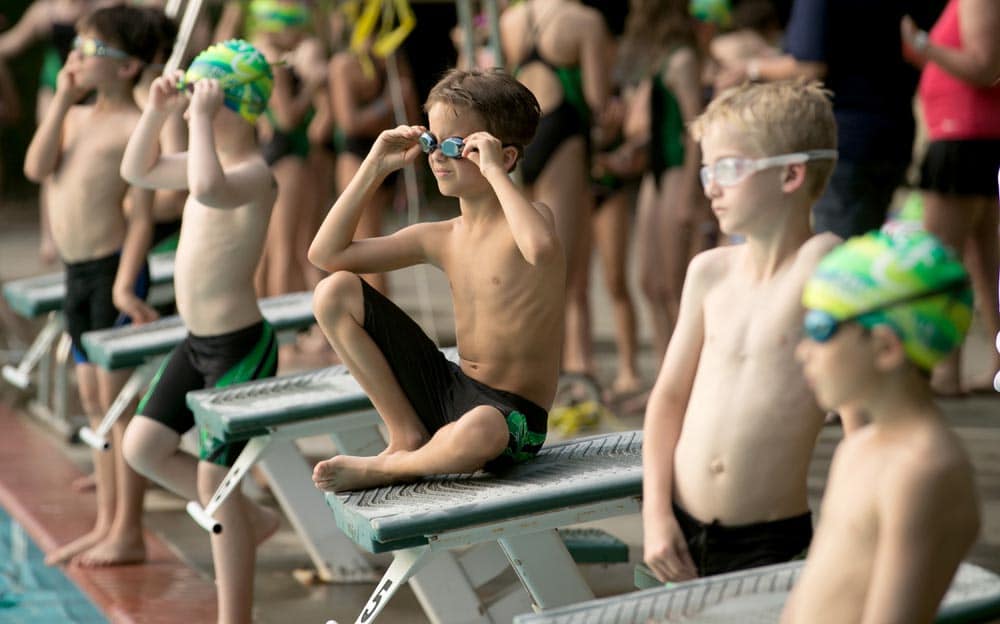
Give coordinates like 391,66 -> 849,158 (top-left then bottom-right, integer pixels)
642,81 -> 841,581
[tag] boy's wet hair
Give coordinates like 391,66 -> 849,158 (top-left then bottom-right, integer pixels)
77,4 -> 161,67
141,7 -> 179,65
424,68 -> 541,165
692,79 -> 837,199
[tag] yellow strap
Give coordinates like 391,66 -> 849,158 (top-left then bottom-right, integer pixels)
371,0 -> 415,58
347,0 -> 415,77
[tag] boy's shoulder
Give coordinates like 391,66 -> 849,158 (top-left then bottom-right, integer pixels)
796,231 -> 842,269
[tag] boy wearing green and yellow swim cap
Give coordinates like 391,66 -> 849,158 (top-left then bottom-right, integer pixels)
786,227 -> 979,623
120,38 -> 280,624
642,80 -> 841,584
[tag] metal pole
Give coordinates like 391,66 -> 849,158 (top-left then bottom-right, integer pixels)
455,0 -> 476,70
483,0 -> 503,68
164,0 -> 205,74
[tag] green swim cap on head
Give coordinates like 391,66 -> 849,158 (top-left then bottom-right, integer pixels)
249,0 -> 310,33
183,39 -> 273,124
802,226 -> 973,371
690,0 -> 732,27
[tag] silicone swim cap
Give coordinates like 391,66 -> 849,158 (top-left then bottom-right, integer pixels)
248,0 -> 309,33
183,39 -> 273,124
802,227 -> 973,370
690,0 -> 732,27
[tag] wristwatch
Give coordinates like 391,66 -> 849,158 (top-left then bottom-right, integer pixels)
912,29 -> 929,53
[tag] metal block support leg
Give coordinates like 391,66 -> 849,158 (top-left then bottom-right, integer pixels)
2,312 -> 62,389
345,547 -> 434,624
79,360 -> 158,450
498,529 -> 594,611
410,547 -> 517,624
257,439 -> 380,583
186,436 -> 273,533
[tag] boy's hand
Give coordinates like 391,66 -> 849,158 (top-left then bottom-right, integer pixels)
461,131 -> 505,176
189,79 -> 225,119
149,70 -> 189,114
113,290 -> 160,326
369,125 -> 425,176
54,65 -> 90,106
643,515 -> 698,582
900,15 -> 928,68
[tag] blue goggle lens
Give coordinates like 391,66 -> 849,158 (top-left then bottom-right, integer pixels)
419,132 -> 463,159
803,309 -> 840,343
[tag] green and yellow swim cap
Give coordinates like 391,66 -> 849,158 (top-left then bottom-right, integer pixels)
183,39 -> 273,124
690,0 -> 732,27
249,0 -> 310,33
802,226 -> 973,371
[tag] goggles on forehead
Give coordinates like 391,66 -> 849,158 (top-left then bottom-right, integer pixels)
419,132 -> 465,159
802,277 -> 970,343
73,36 -> 130,60
700,149 -> 837,189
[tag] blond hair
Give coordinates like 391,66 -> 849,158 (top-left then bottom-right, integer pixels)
691,80 -> 837,198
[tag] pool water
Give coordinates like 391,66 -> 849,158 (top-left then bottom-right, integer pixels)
0,507 -> 106,623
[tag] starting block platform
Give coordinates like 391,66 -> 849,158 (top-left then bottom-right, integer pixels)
514,560 -> 1000,624
326,430 -> 643,623
1,253 -> 175,437
76,291 -> 315,450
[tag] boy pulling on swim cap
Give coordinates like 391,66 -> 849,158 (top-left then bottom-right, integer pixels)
785,227 -> 980,623
120,38 -> 281,624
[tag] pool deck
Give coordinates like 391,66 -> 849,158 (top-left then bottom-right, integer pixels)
1,199 -> 999,623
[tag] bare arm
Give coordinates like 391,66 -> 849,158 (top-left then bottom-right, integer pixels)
862,459 -> 979,623
23,68 -> 83,181
113,186 -> 158,324
122,73 -> 190,190
0,2 -> 49,59
902,0 -> 1000,86
186,80 -> 273,208
308,124 -> 442,273
212,1 -> 245,45
268,38 -> 327,130
642,250 -> 717,582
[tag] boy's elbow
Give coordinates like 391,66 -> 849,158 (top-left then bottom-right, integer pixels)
23,163 -> 43,183
524,236 -> 560,266
307,243 -> 334,272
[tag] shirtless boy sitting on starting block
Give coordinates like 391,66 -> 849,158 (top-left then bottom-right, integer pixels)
309,68 -> 565,492
642,80 -> 841,581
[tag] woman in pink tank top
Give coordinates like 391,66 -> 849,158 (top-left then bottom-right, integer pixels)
902,0 -> 1000,395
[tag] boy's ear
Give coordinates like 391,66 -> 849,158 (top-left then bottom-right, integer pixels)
503,145 -> 519,174
118,59 -> 143,82
780,162 -> 807,194
870,325 -> 908,372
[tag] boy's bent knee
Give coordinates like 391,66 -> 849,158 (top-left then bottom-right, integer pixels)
122,416 -> 176,477
313,271 -> 363,325
455,407 -> 510,462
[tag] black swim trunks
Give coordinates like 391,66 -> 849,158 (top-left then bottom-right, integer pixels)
137,320 -> 278,466
360,278 -> 548,472
673,502 -> 812,577
64,251 -> 150,364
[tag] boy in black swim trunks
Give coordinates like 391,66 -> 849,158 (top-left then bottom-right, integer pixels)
23,4 -> 160,568
309,68 -> 566,492
120,39 -> 280,624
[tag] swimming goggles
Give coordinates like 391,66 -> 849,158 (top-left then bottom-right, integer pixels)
700,149 -> 838,189
72,36 -> 131,60
802,277 -> 970,343
419,132 -> 465,159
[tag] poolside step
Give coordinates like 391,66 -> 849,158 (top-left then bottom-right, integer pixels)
559,528 -> 629,565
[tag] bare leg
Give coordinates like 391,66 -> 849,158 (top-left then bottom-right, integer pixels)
76,369 -> 146,567
200,461 -> 279,624
923,191 -> 977,395
314,405 -> 509,492
532,136 -> 590,373
636,174 -> 672,359
122,415 -> 200,501
312,272 -> 428,452
593,188 -> 640,395
46,364 -> 114,565
966,197 -> 1000,386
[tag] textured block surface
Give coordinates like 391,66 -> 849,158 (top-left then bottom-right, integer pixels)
82,291 -> 314,369
327,430 -> 643,553
515,560 -> 1000,624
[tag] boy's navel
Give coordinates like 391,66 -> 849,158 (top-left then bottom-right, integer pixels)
709,458 -> 725,475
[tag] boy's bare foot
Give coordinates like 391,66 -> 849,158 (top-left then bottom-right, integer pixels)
251,503 -> 281,547
71,473 -> 97,493
45,528 -> 108,565
313,455 -> 399,492
73,532 -> 146,567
